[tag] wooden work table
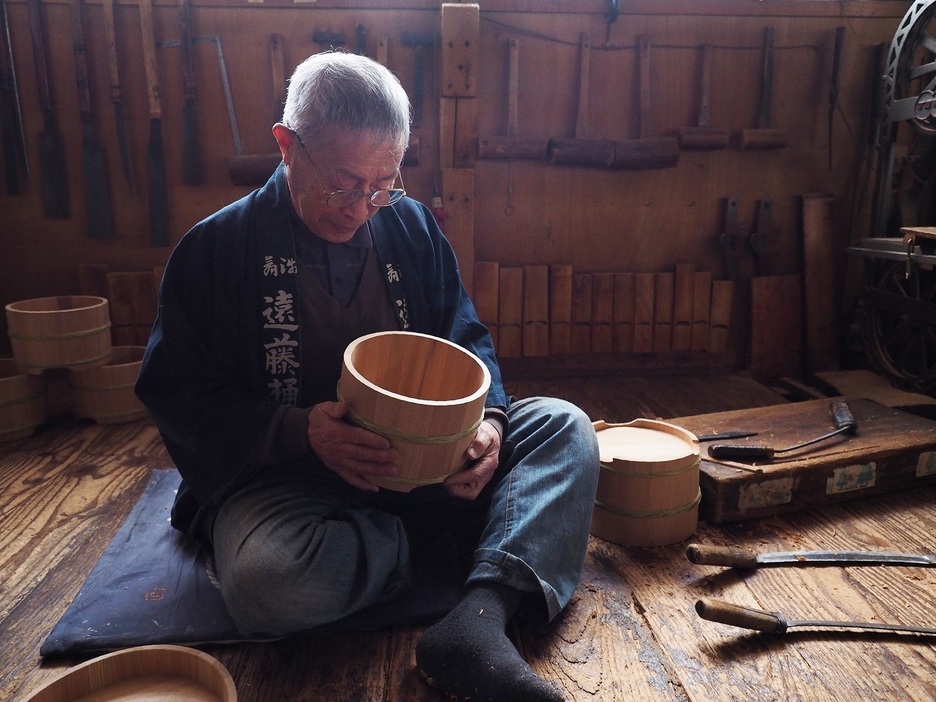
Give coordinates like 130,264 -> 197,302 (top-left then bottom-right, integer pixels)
2,373 -> 935,701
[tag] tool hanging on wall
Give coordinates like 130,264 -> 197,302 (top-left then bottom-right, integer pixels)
719,197 -> 744,281
139,0 -> 170,246
179,0 -> 201,185
0,0 -> 29,194
749,198 -> 777,276
696,598 -> 936,637
678,44 -> 728,150
69,0 -> 114,238
828,26 -> 845,170
739,26 -> 789,150
102,0 -> 133,192
402,32 -> 434,129
476,37 -> 548,160
612,34 -> 679,169
707,399 -> 857,461
549,32 -> 616,168
270,33 -> 286,122
27,0 -> 70,218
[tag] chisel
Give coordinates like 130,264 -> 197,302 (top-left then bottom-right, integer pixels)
696,598 -> 936,637
707,399 -> 857,461
687,543 -> 936,569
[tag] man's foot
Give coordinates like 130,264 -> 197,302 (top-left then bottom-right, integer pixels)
415,584 -> 566,702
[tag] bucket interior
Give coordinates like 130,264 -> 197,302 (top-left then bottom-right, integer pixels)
348,333 -> 487,402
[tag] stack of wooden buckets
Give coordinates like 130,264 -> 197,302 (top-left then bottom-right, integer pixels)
1,295 -> 148,442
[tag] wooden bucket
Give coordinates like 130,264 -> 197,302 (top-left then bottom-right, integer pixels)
5,295 -> 111,374
591,419 -> 701,547
0,358 -> 47,442
22,644 -> 237,701
337,331 -> 491,492
68,346 -> 148,424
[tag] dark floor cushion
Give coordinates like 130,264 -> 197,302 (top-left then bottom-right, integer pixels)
41,469 -> 466,656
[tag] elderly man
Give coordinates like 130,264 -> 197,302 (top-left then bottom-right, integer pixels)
136,51 -> 599,702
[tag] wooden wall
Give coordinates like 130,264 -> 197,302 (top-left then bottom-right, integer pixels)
0,0 -> 911,375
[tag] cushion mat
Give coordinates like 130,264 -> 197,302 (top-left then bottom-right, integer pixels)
41,469 -> 466,656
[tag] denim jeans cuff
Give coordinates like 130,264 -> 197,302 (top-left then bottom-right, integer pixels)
468,548 -> 562,621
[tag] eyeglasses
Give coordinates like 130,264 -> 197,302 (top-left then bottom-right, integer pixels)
291,130 -> 405,209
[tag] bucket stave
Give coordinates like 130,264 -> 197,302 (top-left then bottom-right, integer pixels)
0,359 -> 48,441
591,419 -> 701,547
337,331 -> 491,492
5,296 -> 111,374
67,346 -> 148,424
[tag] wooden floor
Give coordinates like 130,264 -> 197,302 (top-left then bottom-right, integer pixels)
3,372 -> 936,701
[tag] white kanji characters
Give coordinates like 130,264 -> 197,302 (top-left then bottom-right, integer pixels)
264,333 -> 300,376
261,290 -> 299,331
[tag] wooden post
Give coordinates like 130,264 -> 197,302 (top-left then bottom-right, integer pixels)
440,4 -> 479,291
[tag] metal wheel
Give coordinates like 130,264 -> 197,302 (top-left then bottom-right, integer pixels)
862,260 -> 936,392
882,1 -> 936,138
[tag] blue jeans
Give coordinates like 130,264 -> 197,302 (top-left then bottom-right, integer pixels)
210,396 -> 600,637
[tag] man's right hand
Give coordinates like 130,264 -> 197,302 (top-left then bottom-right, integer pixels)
307,401 -> 399,491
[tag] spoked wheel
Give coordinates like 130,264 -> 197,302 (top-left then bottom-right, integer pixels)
861,260 -> 936,393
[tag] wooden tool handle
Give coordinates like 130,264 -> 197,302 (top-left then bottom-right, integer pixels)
830,399 -> 857,433
26,0 -> 52,115
101,0 -> 121,102
68,0 -> 91,119
686,544 -> 759,568
138,0 -> 161,119
707,443 -> 774,461
695,598 -> 786,633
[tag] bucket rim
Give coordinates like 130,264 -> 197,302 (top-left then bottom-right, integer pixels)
5,295 -> 109,315
342,330 -> 491,407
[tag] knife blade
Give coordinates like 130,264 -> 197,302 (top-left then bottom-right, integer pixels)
687,543 -> 936,569
696,598 -> 936,637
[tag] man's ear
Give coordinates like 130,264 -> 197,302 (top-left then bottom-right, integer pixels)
272,124 -> 295,163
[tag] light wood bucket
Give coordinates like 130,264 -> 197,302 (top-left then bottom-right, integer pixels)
67,345 -> 148,424
337,331 -> 491,492
22,644 -> 237,701
591,419 -> 701,547
0,358 -> 48,442
5,295 -> 111,374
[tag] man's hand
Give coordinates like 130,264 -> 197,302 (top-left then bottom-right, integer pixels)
307,401 -> 398,491
443,420 -> 501,500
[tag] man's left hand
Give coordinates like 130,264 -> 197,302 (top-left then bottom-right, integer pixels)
443,420 -> 501,500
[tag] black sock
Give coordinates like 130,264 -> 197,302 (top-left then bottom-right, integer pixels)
416,583 -> 566,702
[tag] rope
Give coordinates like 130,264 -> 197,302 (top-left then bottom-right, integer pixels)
595,489 -> 701,519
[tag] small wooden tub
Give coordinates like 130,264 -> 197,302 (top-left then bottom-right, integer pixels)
23,644 -> 237,702
68,346 -> 148,424
591,419 -> 701,547
337,331 -> 491,492
5,295 -> 111,374
0,358 -> 47,442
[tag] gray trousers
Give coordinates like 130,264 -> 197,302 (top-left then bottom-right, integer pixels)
210,397 -> 600,637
